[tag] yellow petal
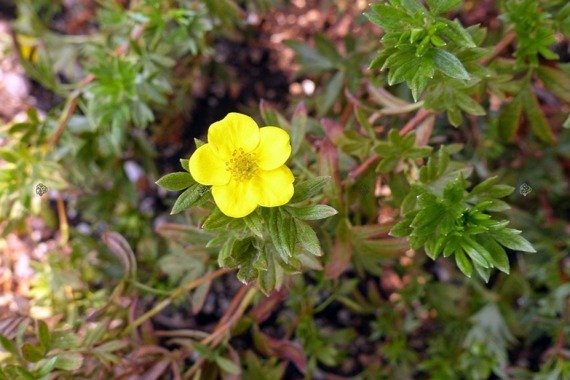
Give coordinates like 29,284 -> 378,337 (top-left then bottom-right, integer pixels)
254,127 -> 292,170
252,166 -> 295,208
189,144 -> 231,186
212,180 -> 259,218
208,113 -> 260,157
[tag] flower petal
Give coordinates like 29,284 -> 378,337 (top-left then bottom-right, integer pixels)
252,166 -> 295,207
212,180 -> 259,218
189,144 -> 230,186
254,127 -> 292,170
208,113 -> 260,157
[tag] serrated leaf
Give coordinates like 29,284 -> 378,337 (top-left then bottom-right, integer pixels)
491,229 -> 535,253
156,172 -> 194,191
288,205 -> 338,220
433,49 -> 470,80
171,184 -> 207,214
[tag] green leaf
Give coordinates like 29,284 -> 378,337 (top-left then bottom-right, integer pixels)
522,89 -> 556,144
440,19 -> 476,47
203,207 -> 234,230
0,335 -> 18,356
475,264 -> 491,282
433,49 -> 470,80
536,66 -> 570,103
288,205 -> 338,220
215,356 -> 241,375
180,159 -> 189,172
315,34 -> 342,63
54,352 -> 84,371
156,172 -> 195,191
244,212 -> 264,238
170,184 -> 208,214
22,343 -> 45,363
285,40 -> 336,73
279,210 -> 297,257
194,138 -> 205,148
426,0 -> 461,14
498,96 -> 523,142
290,176 -> 330,203
319,70 -> 345,115
480,238 -> 510,274
460,239 -> 489,268
455,250 -> 473,277
491,229 -> 536,253
295,219 -> 322,256
37,320 -> 51,351
366,4 -> 409,30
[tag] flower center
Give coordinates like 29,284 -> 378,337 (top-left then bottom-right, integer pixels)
226,148 -> 258,182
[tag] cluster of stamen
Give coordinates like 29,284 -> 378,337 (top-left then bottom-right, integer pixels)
226,148 -> 258,181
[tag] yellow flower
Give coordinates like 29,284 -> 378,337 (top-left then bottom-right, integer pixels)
189,112 -> 294,218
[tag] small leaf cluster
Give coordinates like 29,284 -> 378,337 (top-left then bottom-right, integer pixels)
375,129 -> 432,173
205,177 -> 336,294
501,0 -> 560,68
391,148 -> 535,280
0,319 -> 123,378
157,161 -> 337,293
366,0 -> 481,101
0,110 -> 66,225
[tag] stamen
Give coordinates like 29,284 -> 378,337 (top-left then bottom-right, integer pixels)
226,148 -> 258,181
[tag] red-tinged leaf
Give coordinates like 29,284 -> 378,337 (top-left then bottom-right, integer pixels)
249,289 -> 288,324
102,231 -> 137,278
325,219 -> 353,279
320,118 -> 344,144
255,330 -> 307,374
140,359 -> 170,380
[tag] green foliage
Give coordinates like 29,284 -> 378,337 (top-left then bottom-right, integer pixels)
0,110 -> 66,223
375,129 -> 432,173
366,0 -> 481,101
2,0 -> 568,378
392,147 -> 535,280
502,0 -> 560,68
